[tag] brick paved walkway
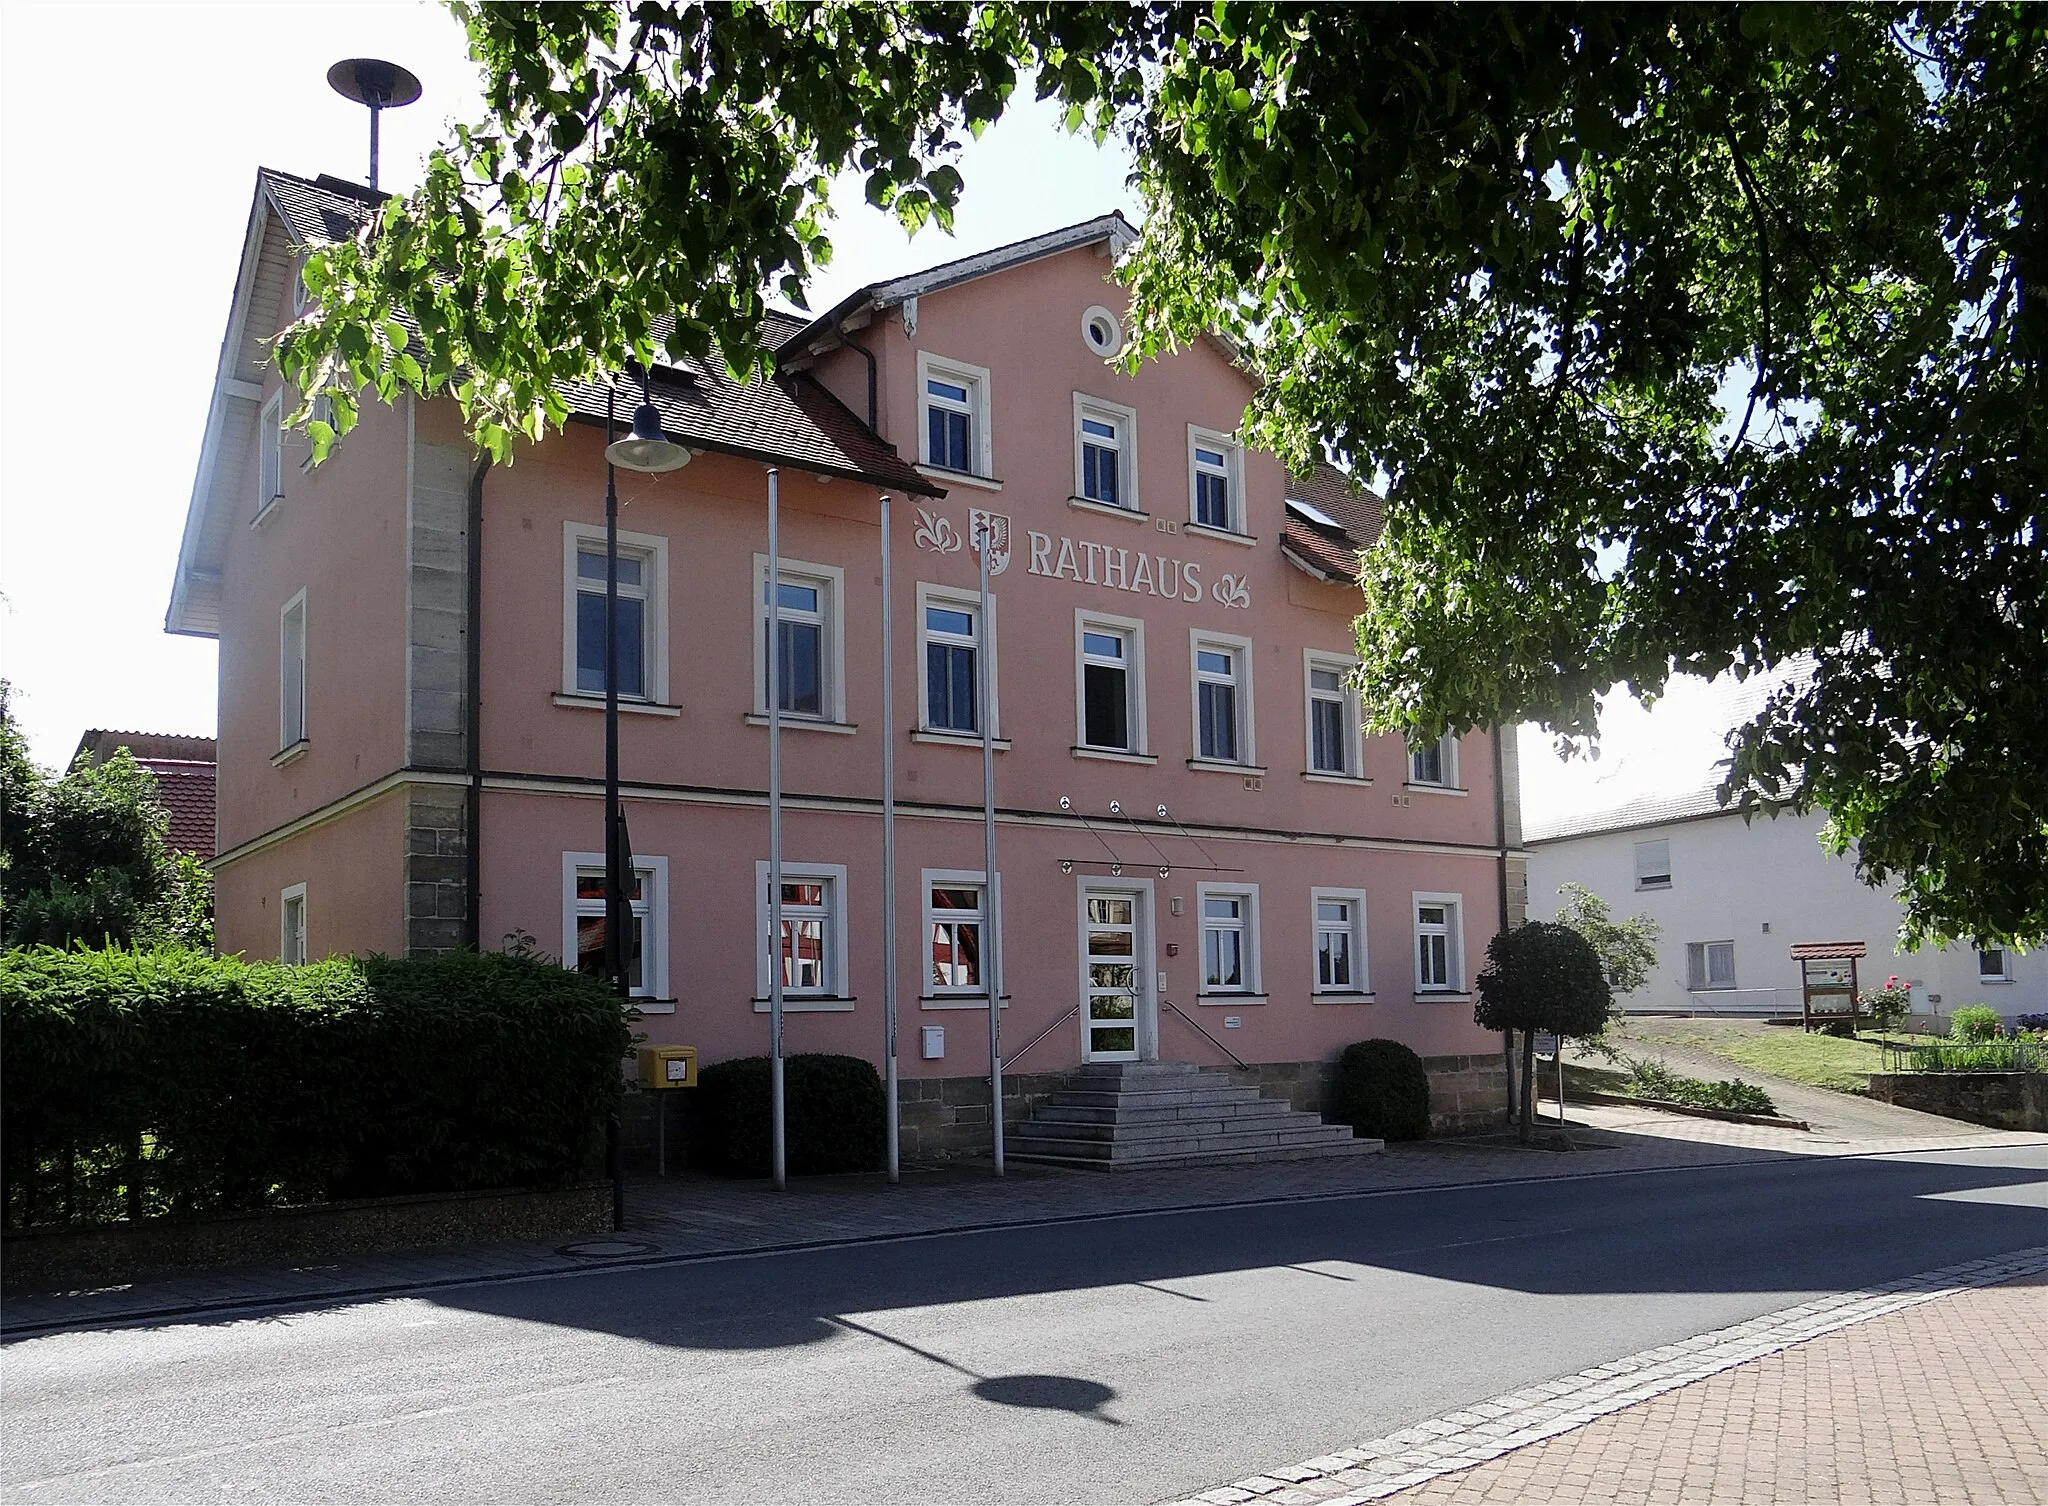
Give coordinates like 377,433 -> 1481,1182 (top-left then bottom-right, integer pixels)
1165,1250 -> 2048,1506
4,1102 -> 2041,1337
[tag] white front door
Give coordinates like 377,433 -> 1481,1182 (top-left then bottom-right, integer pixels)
1082,889 -> 1146,1062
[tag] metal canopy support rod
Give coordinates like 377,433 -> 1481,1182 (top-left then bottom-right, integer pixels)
880,494 -> 900,1184
977,518 -> 1005,1177
767,467 -> 787,1191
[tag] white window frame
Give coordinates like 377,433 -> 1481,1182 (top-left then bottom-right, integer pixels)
563,522 -> 670,704
279,588 -> 307,752
1074,609 -> 1148,756
560,852 -> 671,1003
917,351 -> 993,479
1303,650 -> 1363,779
1977,945 -> 2011,983
915,582 -> 999,738
1072,392 -> 1140,512
279,882 -> 308,966
1186,424 -> 1246,535
1311,887 -> 1370,996
753,859 -> 851,1007
1189,629 -> 1256,768
1196,882 -> 1262,997
257,388 -> 285,516
1634,838 -> 1673,889
751,554 -> 847,725
1413,892 -> 1466,994
1408,733 -> 1460,788
920,868 -> 1006,1006
1686,941 -> 1738,991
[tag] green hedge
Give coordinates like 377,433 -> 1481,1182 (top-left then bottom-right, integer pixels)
1,946 -> 632,1229
695,1054 -> 886,1177
1330,1039 -> 1432,1141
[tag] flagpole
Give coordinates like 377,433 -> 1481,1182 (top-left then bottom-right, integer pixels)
978,515 -> 1004,1177
880,494 -> 900,1184
767,467 -> 786,1192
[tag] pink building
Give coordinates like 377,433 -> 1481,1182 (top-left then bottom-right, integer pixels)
170,169 -> 1524,1154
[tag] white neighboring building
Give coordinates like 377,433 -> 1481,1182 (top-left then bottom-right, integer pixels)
1525,785 -> 2042,1027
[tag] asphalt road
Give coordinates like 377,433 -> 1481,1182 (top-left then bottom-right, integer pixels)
6,1145 -> 2046,1505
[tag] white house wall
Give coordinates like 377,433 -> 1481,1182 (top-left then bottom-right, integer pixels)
1527,809 -> 2042,1025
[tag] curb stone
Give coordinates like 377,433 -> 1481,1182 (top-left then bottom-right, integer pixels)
1157,1243 -> 2048,1506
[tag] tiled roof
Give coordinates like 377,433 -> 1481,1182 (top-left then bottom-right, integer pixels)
71,731 -> 216,858
1524,782 -> 1739,844
1280,463 -> 1385,582
1788,940 -> 1868,960
261,169 -> 377,245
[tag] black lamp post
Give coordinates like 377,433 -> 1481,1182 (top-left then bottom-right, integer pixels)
600,367 -> 689,997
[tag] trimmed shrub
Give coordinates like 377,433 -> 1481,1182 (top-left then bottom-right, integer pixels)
1950,1005 -> 2005,1043
1626,1058 -> 1777,1115
1,945 -> 631,1229
695,1053 -> 886,1177
1329,1039 -> 1432,1141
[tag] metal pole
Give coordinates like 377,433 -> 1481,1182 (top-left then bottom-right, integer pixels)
880,495 -> 900,1184
767,467 -> 786,1191
604,390 -> 626,1000
368,102 -> 382,192
977,519 -> 1004,1177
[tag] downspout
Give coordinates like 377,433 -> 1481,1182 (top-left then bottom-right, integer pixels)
464,453 -> 491,951
1492,724 -> 1517,1124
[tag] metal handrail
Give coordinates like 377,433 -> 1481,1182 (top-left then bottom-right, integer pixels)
1004,1005 -> 1079,1072
1162,998 -> 1254,1070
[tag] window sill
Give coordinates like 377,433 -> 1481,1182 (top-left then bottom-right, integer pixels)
554,693 -> 684,718
1182,521 -> 1258,548
1635,880 -> 1672,891
1978,976 -> 2015,985
744,713 -> 858,735
270,739 -> 310,768
912,729 -> 1012,750
918,994 -> 1013,1010
1404,782 -> 1470,797
1067,495 -> 1149,524
1414,990 -> 1472,1003
251,495 -> 284,529
1072,746 -> 1157,765
1196,992 -> 1267,1005
751,995 -> 856,1012
1312,991 -> 1377,1004
1302,770 -> 1372,786
915,463 -> 1003,492
1187,758 -> 1268,776
628,1000 -> 678,1015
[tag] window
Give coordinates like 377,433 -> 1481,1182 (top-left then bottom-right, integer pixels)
258,389 -> 284,514
1312,889 -> 1369,994
1686,941 -> 1737,991
752,556 -> 845,723
279,590 -> 307,750
1634,839 -> 1672,890
1199,885 -> 1261,994
1305,652 -> 1362,777
1073,394 -> 1139,511
754,861 -> 850,1002
1409,734 -> 1457,787
562,853 -> 669,1000
1076,612 -> 1146,754
923,869 -> 1002,1000
917,352 -> 992,477
917,584 -> 996,736
1414,894 -> 1464,992
563,524 -> 669,703
279,883 -> 307,966
1190,632 -> 1255,765
1977,946 -> 2009,982
1187,426 -> 1245,534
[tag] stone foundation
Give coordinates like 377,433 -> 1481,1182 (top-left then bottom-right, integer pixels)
1867,1072 -> 2045,1132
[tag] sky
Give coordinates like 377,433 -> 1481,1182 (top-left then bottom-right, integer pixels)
0,0 -> 1729,824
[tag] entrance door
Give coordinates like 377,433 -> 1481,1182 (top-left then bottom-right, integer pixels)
1083,891 -> 1142,1062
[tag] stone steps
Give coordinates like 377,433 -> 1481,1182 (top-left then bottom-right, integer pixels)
1008,1061 -> 1383,1170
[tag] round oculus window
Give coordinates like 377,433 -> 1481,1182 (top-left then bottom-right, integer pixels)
1082,305 -> 1125,358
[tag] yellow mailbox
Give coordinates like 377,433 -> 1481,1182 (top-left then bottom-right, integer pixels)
637,1044 -> 698,1089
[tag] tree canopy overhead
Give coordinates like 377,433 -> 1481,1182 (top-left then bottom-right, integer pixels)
283,3 -> 2046,946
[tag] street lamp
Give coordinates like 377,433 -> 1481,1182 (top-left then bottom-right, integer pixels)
599,368 -> 688,1000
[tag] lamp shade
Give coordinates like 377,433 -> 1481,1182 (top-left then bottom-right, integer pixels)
606,403 -> 691,473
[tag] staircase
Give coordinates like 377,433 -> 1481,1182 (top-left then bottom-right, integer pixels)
1007,1061 -> 1383,1170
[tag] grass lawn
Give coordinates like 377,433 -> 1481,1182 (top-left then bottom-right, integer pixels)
1616,1019 -> 1942,1095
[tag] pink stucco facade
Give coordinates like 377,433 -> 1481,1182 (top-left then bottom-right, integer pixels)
183,183 -> 1521,1142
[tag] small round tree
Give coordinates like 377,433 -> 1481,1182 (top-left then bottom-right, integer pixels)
1474,922 -> 1613,1143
